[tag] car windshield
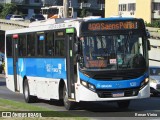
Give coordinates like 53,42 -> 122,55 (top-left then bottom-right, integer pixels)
150,68 -> 160,76
80,34 -> 146,70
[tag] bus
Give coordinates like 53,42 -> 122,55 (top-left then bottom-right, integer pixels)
41,6 -> 64,19
41,6 -> 74,19
5,17 -> 151,110
0,30 -> 5,73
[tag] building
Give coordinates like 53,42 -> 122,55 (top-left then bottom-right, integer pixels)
105,0 -> 160,23
0,0 -> 43,18
41,0 -> 105,17
0,0 -> 105,18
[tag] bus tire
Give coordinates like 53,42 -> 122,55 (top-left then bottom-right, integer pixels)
23,79 -> 37,103
63,85 -> 75,110
117,100 -> 130,109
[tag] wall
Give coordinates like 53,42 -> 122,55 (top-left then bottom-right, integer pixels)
135,0 -> 152,23
105,0 -> 119,17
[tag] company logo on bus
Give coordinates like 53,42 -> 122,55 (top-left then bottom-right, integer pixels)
46,64 -> 62,74
96,83 -> 112,88
88,21 -> 138,31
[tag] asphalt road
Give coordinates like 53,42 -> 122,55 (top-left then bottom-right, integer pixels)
0,75 -> 160,120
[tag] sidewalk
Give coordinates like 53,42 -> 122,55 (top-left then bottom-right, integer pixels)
0,74 -> 5,78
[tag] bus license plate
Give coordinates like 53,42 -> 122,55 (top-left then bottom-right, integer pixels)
112,92 -> 124,97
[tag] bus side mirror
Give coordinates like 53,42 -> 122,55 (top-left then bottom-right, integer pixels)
146,29 -> 150,38
147,40 -> 151,51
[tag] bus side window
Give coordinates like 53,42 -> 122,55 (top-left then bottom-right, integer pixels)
18,34 -> 27,56
45,32 -> 54,56
27,33 -> 35,56
55,40 -> 65,56
6,36 -> 12,57
37,34 -> 45,56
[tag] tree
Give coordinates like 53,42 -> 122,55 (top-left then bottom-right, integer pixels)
0,3 -> 17,19
0,4 -> 3,13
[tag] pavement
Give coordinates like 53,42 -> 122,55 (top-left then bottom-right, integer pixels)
0,74 -> 5,78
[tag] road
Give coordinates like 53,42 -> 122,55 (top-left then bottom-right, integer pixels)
0,75 -> 160,120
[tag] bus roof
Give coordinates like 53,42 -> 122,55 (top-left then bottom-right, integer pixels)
85,17 -> 143,22
5,17 -> 144,35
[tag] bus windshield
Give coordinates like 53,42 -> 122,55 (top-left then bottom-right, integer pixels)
80,34 -> 146,70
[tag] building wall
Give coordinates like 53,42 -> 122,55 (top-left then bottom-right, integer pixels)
105,0 -> 154,23
105,0 -> 119,17
135,0 -> 152,23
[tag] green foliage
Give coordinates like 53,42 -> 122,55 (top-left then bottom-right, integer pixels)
0,4 -> 3,13
145,20 -> 160,28
0,3 -> 17,19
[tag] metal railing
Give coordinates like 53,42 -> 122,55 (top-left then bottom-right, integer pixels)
0,19 -> 29,30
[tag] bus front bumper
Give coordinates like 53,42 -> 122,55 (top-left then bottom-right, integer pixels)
75,83 -> 150,102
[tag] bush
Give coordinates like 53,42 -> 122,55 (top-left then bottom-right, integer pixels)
145,21 -> 160,28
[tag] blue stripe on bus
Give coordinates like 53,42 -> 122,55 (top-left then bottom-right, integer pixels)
7,58 -> 67,79
87,17 -> 138,22
79,71 -> 147,89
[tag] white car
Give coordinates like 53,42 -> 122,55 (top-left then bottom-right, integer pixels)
149,66 -> 160,96
10,15 -> 24,21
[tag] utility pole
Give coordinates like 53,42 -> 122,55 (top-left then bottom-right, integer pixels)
63,0 -> 68,18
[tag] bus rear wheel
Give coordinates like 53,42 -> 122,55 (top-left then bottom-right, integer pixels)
23,79 -> 37,103
63,85 -> 75,110
117,100 -> 130,109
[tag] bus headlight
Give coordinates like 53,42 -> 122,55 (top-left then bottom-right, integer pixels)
80,80 -> 96,92
140,78 -> 149,89
81,80 -> 88,87
88,83 -> 96,92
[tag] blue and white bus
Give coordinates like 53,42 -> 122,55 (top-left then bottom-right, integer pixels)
5,17 -> 150,110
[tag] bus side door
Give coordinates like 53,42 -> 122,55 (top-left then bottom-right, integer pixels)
12,35 -> 20,92
66,29 -> 76,100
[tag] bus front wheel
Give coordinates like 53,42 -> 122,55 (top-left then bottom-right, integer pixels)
117,100 -> 130,109
23,79 -> 37,103
63,85 -> 75,110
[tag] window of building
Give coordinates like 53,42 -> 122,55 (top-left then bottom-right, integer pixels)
45,32 -> 54,56
6,36 -> 12,57
18,34 -> 27,57
119,4 -> 127,11
35,0 -> 40,3
153,3 -> 160,10
128,3 -> 136,11
97,0 -> 105,4
78,0 -> 88,3
27,33 -> 35,56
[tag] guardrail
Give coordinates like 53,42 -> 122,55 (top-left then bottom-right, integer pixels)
0,19 -> 30,29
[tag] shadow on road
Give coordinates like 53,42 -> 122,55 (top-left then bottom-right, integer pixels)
0,81 -> 6,86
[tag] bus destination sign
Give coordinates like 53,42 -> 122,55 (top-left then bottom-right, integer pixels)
88,21 -> 138,31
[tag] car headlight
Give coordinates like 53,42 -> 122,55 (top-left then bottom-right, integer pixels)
80,80 -> 96,92
150,78 -> 157,83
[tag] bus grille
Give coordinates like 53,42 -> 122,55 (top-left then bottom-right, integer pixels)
96,88 -> 139,98
93,69 -> 145,80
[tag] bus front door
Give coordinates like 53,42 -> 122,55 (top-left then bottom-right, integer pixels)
66,33 -> 76,100
13,37 -> 19,92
